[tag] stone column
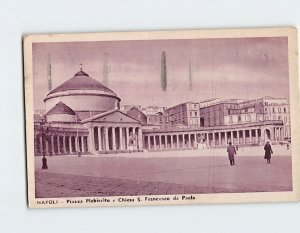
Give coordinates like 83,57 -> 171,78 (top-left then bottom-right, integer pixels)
255,129 -> 258,144
153,135 -> 157,150
230,131 -> 234,144
249,129 -> 252,143
126,127 -> 129,150
218,132 -> 221,146
206,133 -> 209,146
159,135 -> 162,149
224,132 -> 227,145
45,138 -> 49,155
75,136 -> 78,152
105,127 -> 109,150
51,135 -> 55,154
81,136 -> 84,152
88,127 -> 95,153
176,134 -> 179,148
57,136 -> 61,154
119,127 -> 123,150
237,131 -> 240,145
112,127 -> 116,150
62,136 -> 66,154
242,130 -> 246,144
170,135 -> 174,149
69,136 -> 72,153
212,132 -> 215,146
147,135 -> 151,150
98,127 -> 102,151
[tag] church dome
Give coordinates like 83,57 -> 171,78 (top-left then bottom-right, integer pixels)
43,69 -> 121,116
47,70 -> 117,97
46,101 -> 78,122
46,101 -> 76,115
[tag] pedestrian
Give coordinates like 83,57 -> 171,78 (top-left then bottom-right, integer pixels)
227,142 -> 237,166
42,155 -> 48,169
264,141 -> 273,164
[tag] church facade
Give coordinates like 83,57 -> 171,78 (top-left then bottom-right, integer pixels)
34,69 -> 142,156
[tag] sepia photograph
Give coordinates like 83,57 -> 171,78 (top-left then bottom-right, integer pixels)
24,27 -> 300,208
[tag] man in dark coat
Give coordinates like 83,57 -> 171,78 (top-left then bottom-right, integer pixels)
264,141 -> 273,164
227,142 -> 237,166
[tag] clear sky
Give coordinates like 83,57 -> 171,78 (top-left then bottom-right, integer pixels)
33,37 -> 289,110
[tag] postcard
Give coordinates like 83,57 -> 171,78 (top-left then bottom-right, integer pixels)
23,27 -> 300,208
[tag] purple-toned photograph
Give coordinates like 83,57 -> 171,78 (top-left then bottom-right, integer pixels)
24,28 -> 300,208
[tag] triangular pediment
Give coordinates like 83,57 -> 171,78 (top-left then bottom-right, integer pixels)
82,110 -> 141,124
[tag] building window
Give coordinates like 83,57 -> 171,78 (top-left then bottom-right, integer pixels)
238,115 -> 241,122
265,116 -> 269,120
284,108 -> 286,113
229,116 -> 233,123
273,108 -> 275,113
278,107 -> 281,112
195,112 -> 197,117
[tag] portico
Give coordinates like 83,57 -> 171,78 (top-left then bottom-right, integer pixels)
82,109 -> 142,154
143,120 -> 285,151
34,126 -> 89,156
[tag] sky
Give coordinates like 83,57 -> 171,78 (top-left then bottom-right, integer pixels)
32,37 -> 289,110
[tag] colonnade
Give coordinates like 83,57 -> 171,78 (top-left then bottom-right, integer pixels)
206,128 -> 261,146
144,126 -> 285,150
35,125 -> 286,155
35,134 -> 88,156
89,126 -> 143,153
144,133 -> 199,150
273,126 -> 285,141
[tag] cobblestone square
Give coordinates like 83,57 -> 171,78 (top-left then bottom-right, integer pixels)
35,150 -> 292,198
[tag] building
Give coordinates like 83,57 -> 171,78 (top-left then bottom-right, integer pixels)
199,100 -> 240,127
125,106 -> 168,129
164,102 -> 200,127
125,107 -> 147,124
222,96 -> 291,140
35,69 -> 143,156
34,69 -> 290,156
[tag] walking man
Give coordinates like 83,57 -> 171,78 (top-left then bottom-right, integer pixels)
264,141 -> 273,164
227,142 -> 237,166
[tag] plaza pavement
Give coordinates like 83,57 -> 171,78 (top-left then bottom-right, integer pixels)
35,145 -> 292,198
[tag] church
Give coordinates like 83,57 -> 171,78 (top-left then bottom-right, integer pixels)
34,69 -> 287,156
34,69 -> 143,156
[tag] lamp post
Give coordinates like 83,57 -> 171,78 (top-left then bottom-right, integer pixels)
40,117 -> 50,169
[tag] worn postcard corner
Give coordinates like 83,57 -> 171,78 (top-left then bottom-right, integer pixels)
24,27 -> 300,208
